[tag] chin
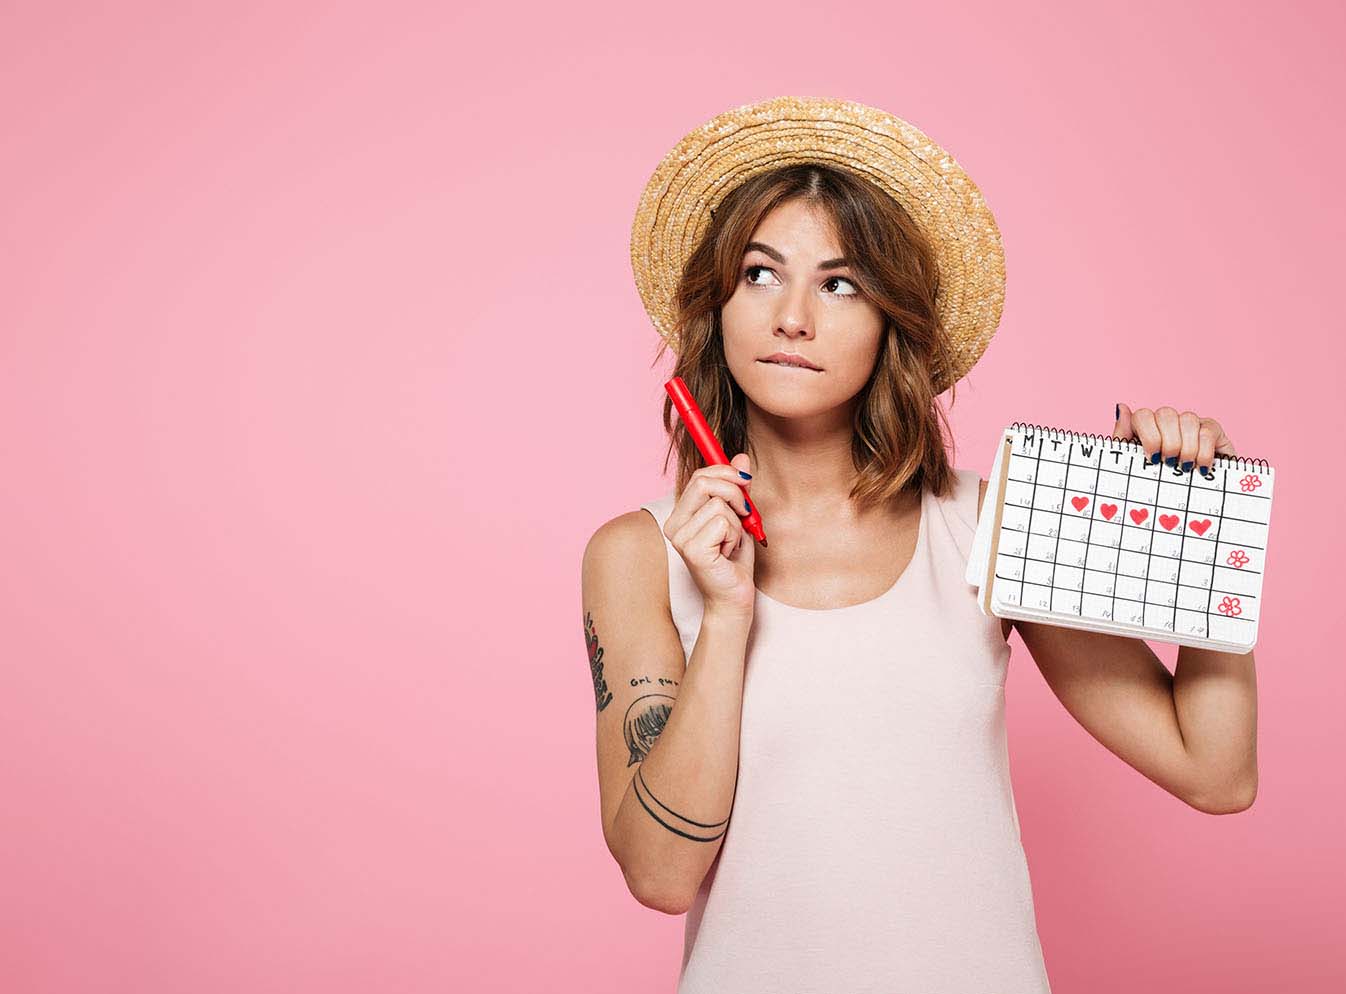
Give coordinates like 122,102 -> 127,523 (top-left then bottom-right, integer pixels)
743,379 -> 841,419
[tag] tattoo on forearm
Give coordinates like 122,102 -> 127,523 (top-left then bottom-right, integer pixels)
623,692 -> 730,842
624,693 -> 674,766
633,765 -> 730,842
584,611 -> 613,712
629,674 -> 679,689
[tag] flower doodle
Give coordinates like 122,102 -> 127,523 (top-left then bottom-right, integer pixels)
1217,596 -> 1243,616
1239,474 -> 1262,492
1227,549 -> 1250,569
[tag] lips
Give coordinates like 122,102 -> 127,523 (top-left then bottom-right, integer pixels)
758,353 -> 823,371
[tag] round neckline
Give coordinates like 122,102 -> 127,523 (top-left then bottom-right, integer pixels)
752,486 -> 929,615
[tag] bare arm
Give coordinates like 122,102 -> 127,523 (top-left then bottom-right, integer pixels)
582,509 -> 752,914
979,477 -> 1258,814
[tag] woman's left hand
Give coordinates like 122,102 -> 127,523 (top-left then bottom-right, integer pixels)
1114,403 -> 1236,478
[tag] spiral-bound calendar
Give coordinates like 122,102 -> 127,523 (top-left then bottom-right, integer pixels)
966,422 -> 1275,653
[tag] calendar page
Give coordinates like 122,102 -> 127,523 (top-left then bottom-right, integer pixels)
970,423 -> 1275,652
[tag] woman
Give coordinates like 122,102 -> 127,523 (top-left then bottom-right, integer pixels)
581,97 -> 1258,993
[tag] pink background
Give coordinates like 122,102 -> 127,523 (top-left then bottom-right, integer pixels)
3,2 -> 1342,991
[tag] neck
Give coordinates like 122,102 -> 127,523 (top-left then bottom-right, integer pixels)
742,401 -> 864,510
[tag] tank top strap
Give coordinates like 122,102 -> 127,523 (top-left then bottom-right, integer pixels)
920,467 -> 1010,674
923,466 -> 985,568
637,491 -> 707,662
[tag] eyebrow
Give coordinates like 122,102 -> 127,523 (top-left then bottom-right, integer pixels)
744,241 -> 850,270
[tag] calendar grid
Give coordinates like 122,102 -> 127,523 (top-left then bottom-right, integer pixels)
1022,433 -> 1044,606
994,544 -> 1262,583
997,519 -> 1263,551
1204,466 -> 1231,625
1077,442 -> 1105,618
1171,459 -> 1198,633
1135,465 -> 1158,616
1047,442 -> 1067,610
983,424 -> 1272,649
1090,463 -> 1266,523
1107,462 -> 1125,622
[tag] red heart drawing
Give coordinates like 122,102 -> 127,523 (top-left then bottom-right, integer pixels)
1159,514 -> 1180,531
1071,495 -> 1089,512
1129,508 -> 1149,525
1189,518 -> 1212,536
1100,503 -> 1118,520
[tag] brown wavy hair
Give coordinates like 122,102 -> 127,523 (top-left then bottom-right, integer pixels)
653,162 -> 957,508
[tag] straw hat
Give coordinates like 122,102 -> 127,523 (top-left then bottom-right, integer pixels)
629,95 -> 1006,394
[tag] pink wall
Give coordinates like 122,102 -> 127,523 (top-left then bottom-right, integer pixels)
2,1 -> 1341,991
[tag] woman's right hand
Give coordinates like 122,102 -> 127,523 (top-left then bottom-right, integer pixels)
663,454 -> 758,619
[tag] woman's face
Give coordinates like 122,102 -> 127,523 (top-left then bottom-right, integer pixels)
721,198 -> 886,420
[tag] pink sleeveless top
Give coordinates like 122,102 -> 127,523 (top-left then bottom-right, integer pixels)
638,467 -> 1052,993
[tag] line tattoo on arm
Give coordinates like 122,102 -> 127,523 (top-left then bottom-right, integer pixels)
584,610 -> 613,713
623,693 -> 730,842
632,765 -> 730,842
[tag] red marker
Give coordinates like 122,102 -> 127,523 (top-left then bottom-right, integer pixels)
664,376 -> 767,547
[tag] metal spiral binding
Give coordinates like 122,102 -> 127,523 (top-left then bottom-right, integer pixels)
1007,422 -> 1272,473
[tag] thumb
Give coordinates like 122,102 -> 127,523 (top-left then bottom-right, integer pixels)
1114,402 -> 1135,441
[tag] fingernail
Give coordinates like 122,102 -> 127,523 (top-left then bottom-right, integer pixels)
1165,456 -> 1178,467
1114,403 -> 1119,421
1181,461 -> 1193,473
1199,466 -> 1209,478
744,499 -> 751,512
1150,452 -> 1161,464
739,470 -> 752,479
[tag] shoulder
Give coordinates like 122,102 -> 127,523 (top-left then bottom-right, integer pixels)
583,508 -> 666,575
581,507 -> 670,600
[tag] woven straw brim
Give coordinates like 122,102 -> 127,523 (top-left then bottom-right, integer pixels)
630,95 -> 1006,394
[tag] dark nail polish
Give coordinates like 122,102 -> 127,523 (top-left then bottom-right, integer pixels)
1114,403 -> 1120,421
1165,456 -> 1178,467
739,470 -> 752,479
744,499 -> 750,512
1181,461 -> 1193,473
1199,466 -> 1209,478
1150,452 -> 1161,464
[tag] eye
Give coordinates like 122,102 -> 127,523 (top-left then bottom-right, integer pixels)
823,275 -> 858,297
742,265 -> 860,298
743,264 -> 777,286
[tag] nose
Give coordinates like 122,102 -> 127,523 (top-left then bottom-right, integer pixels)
774,287 -> 815,341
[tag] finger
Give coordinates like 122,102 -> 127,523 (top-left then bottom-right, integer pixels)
692,462 -> 754,488
1196,422 -> 1218,477
700,511 -> 739,561
729,451 -> 753,485
1131,408 -> 1161,464
1207,420 -> 1236,457
1115,402 -> 1134,441
1154,406 -> 1182,469
688,512 -> 733,563
1177,411 -> 1201,473
708,478 -> 752,516
707,504 -> 744,560
678,499 -> 743,561
728,519 -> 756,564
666,473 -> 742,540
689,468 -> 753,517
